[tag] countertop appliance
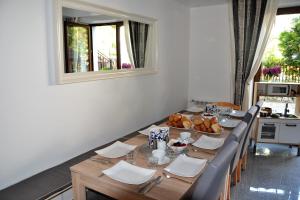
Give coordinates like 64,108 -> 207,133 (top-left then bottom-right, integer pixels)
267,84 -> 289,96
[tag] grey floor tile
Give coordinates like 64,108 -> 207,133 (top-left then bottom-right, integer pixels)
231,144 -> 300,200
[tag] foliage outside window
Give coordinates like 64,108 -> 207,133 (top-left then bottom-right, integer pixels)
65,23 -> 91,73
261,15 -> 300,83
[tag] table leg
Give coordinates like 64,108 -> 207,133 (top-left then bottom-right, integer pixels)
72,171 -> 86,200
298,146 -> 300,156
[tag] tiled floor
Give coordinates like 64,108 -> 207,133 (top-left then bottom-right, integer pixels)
231,143 -> 300,200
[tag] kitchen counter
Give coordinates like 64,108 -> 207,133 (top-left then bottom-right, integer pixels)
255,116 -> 300,156
258,116 -> 300,121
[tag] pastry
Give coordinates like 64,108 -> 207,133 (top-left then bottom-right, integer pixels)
211,123 -> 222,133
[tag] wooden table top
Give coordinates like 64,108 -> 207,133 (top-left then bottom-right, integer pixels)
70,121 -> 231,200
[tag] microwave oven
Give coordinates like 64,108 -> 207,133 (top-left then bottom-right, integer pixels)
267,84 -> 289,96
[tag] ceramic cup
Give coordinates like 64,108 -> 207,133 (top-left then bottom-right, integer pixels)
152,149 -> 166,163
157,140 -> 167,150
180,132 -> 191,143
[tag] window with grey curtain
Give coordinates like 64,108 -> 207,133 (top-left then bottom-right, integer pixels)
232,0 -> 267,106
129,21 -> 149,68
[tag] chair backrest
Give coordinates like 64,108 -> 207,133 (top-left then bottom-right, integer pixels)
255,100 -> 264,109
240,106 -> 258,158
229,121 -> 248,173
183,140 -> 239,200
214,102 -> 241,110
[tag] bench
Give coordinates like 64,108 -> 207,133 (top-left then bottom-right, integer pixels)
0,118 -> 167,200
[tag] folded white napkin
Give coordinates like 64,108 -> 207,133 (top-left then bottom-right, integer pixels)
138,125 -> 159,135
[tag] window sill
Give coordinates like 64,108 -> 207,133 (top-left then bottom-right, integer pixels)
57,68 -> 158,84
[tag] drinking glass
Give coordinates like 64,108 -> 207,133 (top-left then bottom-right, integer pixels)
166,148 -> 177,160
147,156 -> 158,169
126,151 -> 136,165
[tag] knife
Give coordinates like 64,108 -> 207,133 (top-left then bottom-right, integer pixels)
138,176 -> 158,193
139,176 -> 163,194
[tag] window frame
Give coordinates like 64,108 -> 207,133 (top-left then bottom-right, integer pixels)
90,22 -> 124,70
64,21 -> 93,73
253,6 -> 300,103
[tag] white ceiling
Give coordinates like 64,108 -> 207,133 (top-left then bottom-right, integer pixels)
172,0 -> 227,7
278,0 -> 300,8
173,0 -> 300,8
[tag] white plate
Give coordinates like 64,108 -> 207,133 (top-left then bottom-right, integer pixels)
217,106 -> 232,115
139,125 -> 159,135
102,160 -> 156,185
192,128 -> 223,136
95,141 -> 137,158
229,110 -> 246,118
182,114 -> 193,119
192,135 -> 225,150
219,118 -> 241,128
186,106 -> 204,113
178,137 -> 195,144
164,155 -> 207,177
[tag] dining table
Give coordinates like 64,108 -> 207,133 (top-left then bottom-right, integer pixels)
70,114 -> 232,200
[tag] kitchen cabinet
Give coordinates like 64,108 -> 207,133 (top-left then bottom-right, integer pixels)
257,121 -> 280,143
279,122 -> 300,144
257,118 -> 300,156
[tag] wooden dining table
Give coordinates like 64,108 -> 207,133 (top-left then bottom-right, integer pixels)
70,118 -> 232,200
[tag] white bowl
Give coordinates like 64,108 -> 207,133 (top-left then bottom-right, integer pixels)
167,139 -> 187,153
201,113 -> 215,119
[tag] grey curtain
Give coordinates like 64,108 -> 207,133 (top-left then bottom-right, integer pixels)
129,21 -> 149,68
233,0 -> 267,106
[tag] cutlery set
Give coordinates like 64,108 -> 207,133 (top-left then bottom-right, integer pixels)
138,176 -> 163,194
89,157 -> 113,164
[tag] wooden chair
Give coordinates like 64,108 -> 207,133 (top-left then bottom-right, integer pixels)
214,102 -> 241,110
255,100 -> 264,109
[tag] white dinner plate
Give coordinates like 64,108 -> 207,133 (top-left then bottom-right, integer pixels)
95,141 -> 137,158
102,160 -> 156,185
186,106 -> 204,113
219,118 -> 241,128
182,114 -> 193,119
138,125 -> 159,135
192,135 -> 225,150
229,110 -> 246,118
164,155 -> 207,177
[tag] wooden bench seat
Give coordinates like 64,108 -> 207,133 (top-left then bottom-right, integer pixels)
0,118 -> 167,200
0,134 -> 137,200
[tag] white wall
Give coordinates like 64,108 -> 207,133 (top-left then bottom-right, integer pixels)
0,0 -> 189,189
188,3 -> 233,103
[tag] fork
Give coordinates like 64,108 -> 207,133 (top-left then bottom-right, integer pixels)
89,158 -> 112,164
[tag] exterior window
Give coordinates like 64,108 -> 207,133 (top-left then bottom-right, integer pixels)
259,7 -> 300,83
64,23 -> 92,73
64,22 -> 132,73
92,24 -> 119,71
